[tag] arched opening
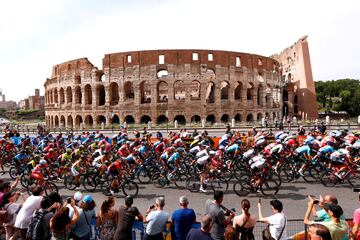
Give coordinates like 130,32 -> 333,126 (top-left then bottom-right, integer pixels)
257,113 -> 263,121
85,115 -> 93,128
75,75 -> 81,84
247,83 -> 253,100
50,116 -> 53,127
97,85 -> 106,106
283,103 -> 289,117
283,90 -> 288,101
157,69 -> 169,78
112,114 -> 120,124
174,115 -> 186,125
191,115 -> 201,123
67,115 -> 73,128
54,89 -> 58,103
220,114 -> 230,123
158,81 -> 168,102
246,114 -> 254,122
234,114 -> 241,122
124,115 -> 135,124
60,116 -> 65,127
206,114 -> 216,125
96,115 -> 106,125
124,82 -> 134,100
84,85 -> 92,105
206,82 -> 215,103
140,81 -> 151,103
272,112 -> 277,120
54,116 -> 59,127
75,115 -> 83,128
66,87 -> 72,103
59,88 -> 65,104
234,82 -> 242,100
74,86 -> 82,104
174,81 -> 185,100
109,83 -> 119,105
220,81 -> 230,100
257,84 -> 264,106
140,115 -> 152,124
157,115 -> 168,124
190,80 -> 201,100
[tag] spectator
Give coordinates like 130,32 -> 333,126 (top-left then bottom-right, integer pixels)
144,197 -> 169,240
186,214 -> 213,240
172,196 -> 196,240
114,196 -> 143,240
193,129 -> 199,137
304,196 -> 348,240
97,196 -> 118,240
0,177 -> 20,206
205,191 -> 235,240
311,195 -> 345,222
258,199 -> 287,240
50,203 -> 79,240
13,186 -> 43,239
67,191 -> 83,218
71,195 -> 96,240
352,192 -> 360,240
308,223 -> 332,240
233,199 -> 256,240
2,190 -> 23,239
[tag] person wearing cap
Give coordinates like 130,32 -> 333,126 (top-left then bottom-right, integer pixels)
304,196 -> 349,240
172,196 -> 196,240
67,191 -> 83,218
71,195 -> 96,240
144,197 -> 169,240
114,196 -> 143,240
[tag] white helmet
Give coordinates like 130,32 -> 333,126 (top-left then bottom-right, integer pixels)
39,159 -> 47,165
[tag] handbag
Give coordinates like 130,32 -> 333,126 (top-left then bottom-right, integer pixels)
262,217 -> 286,240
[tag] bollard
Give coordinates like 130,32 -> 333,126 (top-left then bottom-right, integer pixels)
174,120 -> 178,129
201,119 -> 206,128
101,122 -> 105,130
231,118 -> 235,128
80,123 -> 84,130
358,115 -> 360,125
123,122 -> 127,129
148,121 -> 152,129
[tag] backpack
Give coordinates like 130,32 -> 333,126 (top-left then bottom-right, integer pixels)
26,209 -> 50,240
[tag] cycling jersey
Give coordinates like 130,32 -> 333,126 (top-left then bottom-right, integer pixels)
168,152 -> 180,163
295,145 -> 311,156
226,144 -> 239,153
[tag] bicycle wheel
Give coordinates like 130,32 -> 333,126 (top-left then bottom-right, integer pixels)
64,175 -> 78,190
9,166 -> 19,179
83,175 -> 97,192
20,173 -> 31,188
44,181 -> 58,196
136,169 -> 151,184
233,181 -> 250,196
260,179 -> 279,196
122,180 -> 139,197
302,166 -> 320,183
173,172 -> 187,190
186,176 -> 201,193
347,172 -> 360,188
151,173 -> 168,188
210,177 -> 229,192
320,172 -> 337,187
278,163 -> 295,183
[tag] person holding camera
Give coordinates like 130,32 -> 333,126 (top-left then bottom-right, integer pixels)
310,195 -> 345,222
114,196 -> 143,240
205,191 -> 235,240
143,197 -> 169,240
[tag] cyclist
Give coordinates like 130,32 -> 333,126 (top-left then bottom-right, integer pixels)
31,159 -> 50,185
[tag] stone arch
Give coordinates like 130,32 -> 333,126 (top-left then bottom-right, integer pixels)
54,89 -> 58,103
257,113 -> 263,121
66,87 -> 72,103
234,114 -> 241,122
158,81 -> 168,102
74,86 -> 82,104
246,114 -> 254,122
67,115 -> 73,128
112,114 -> 120,124
174,81 -> 185,100
220,114 -> 230,123
140,115 -> 151,124
190,80 -> 201,100
109,82 -> 119,105
234,82 -> 242,100
140,81 -> 151,104
84,115 -> 93,128
124,81 -> 134,100
191,115 -> 201,123
96,115 -> 106,125
59,88 -> 65,104
54,116 -> 59,128
206,82 -> 215,103
84,84 -> 92,105
124,115 -> 135,124
247,83 -> 254,100
220,81 -> 230,100
60,115 -> 65,127
75,115 -> 82,128
206,114 -> 216,124
174,115 -> 186,125
96,85 -> 106,106
157,115 -> 168,124
75,75 -> 81,84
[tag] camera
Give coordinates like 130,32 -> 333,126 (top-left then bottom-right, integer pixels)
149,205 -> 155,210
225,208 -> 236,216
313,200 -> 319,204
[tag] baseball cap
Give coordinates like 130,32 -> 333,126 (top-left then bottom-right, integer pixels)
74,191 -> 83,202
83,195 -> 93,203
323,203 -> 343,218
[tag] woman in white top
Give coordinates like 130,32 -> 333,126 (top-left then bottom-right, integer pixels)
258,199 -> 287,240
2,190 -> 24,240
233,199 -> 256,240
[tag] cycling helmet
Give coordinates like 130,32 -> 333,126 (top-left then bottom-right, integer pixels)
304,136 -> 315,145
66,148 -> 72,154
39,159 -> 47,165
218,145 -> 225,150
48,148 -> 54,152
79,145 -> 85,150
316,136 -> 323,141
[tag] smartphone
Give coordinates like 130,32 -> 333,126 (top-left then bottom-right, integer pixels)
150,205 -> 155,210
313,200 -> 319,204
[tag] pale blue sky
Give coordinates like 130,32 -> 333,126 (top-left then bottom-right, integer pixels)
0,0 -> 359,101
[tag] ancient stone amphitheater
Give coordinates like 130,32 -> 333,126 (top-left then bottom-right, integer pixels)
44,50 -> 287,129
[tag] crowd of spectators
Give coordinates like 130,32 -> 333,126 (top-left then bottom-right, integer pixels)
1,176 -> 360,240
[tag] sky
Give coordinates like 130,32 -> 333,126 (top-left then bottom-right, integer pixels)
0,0 -> 359,102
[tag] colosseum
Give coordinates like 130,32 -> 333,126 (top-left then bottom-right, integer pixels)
44,36 -> 318,129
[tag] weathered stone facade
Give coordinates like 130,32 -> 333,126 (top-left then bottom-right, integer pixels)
44,47 -> 305,128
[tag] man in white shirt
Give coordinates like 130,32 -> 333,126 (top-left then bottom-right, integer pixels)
13,186 -> 43,239
144,197 -> 169,240
258,199 -> 287,240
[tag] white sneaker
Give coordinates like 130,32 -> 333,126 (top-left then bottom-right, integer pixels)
110,190 -> 115,196
199,186 -> 207,193
298,170 -> 304,177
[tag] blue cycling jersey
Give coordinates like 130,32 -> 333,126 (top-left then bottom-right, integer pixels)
226,144 -> 239,153
295,145 -> 311,155
15,153 -> 28,161
319,145 -> 335,155
168,152 -> 180,163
